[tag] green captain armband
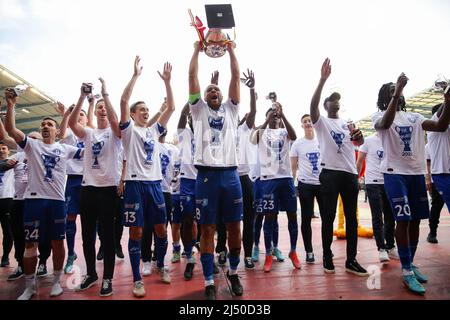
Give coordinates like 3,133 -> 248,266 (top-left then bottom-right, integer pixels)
189,92 -> 201,104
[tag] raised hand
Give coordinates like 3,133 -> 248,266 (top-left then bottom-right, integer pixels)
55,101 -> 66,116
134,55 -> 143,77
321,58 -> 332,81
394,72 -> 408,95
240,69 -> 255,89
98,77 -> 108,95
4,89 -> 17,107
211,71 -> 219,85
157,62 -> 172,82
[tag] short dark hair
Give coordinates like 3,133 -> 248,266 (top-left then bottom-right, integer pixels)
42,117 -> 59,128
301,114 -> 310,120
95,99 -> 105,108
80,109 -> 87,116
323,92 -> 341,106
130,101 -> 146,113
432,103 -> 443,115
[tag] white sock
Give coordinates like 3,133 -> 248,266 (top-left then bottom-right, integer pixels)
25,274 -> 36,288
204,279 -> 214,287
402,268 -> 414,276
53,270 -> 62,284
229,269 -> 238,276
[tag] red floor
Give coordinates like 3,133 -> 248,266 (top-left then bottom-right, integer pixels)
1,199 -> 449,300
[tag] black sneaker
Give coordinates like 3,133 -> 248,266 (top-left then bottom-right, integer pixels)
99,279 -> 113,297
427,233 -> 438,244
0,257 -> 10,267
218,251 -> 227,266
345,259 -> 369,276
213,262 -> 220,274
204,285 -> 216,300
116,246 -> 125,259
306,252 -> 315,264
184,262 -> 195,280
76,275 -> 99,291
323,256 -> 335,274
244,257 -> 255,270
36,264 -> 48,277
96,247 -> 104,261
226,271 -> 243,296
7,266 -> 24,281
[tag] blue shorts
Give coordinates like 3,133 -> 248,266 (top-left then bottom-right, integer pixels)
180,178 -> 196,219
171,194 -> 181,224
257,178 -> 297,214
432,174 -> 450,209
383,174 -> 429,221
23,199 -> 66,242
65,175 -> 82,215
195,168 -> 243,225
253,178 -> 263,214
122,181 -> 166,227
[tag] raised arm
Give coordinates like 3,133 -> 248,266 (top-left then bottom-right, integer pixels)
241,69 -> 256,128
148,102 -> 167,128
177,102 -> 190,130
189,42 -> 201,97
157,62 -> 175,128
422,91 -> 450,132
86,96 -> 96,128
278,103 -> 297,141
68,85 -> 88,139
227,43 -> 240,104
374,73 -> 408,130
55,101 -> 71,140
99,77 -> 121,138
310,58 -> 331,124
121,56 -> 143,124
4,89 -> 25,143
0,105 -> 17,149
250,116 -> 271,145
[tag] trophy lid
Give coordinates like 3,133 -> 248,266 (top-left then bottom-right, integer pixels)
205,4 -> 235,29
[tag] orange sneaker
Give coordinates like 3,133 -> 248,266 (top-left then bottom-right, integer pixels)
263,255 -> 273,272
289,252 -> 301,269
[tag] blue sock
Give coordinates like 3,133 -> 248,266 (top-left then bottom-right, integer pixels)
409,240 -> 418,263
191,239 -> 197,247
66,219 -> 76,257
254,215 -> 263,247
397,245 -> 411,271
263,218 -> 274,256
229,252 -> 240,271
288,218 -> 298,252
185,243 -> 193,260
200,253 -> 214,281
128,239 -> 142,282
273,219 -> 279,248
173,243 -> 181,253
156,236 -> 168,269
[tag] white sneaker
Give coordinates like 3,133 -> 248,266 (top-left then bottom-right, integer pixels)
50,282 -> 63,297
142,262 -> 152,276
378,249 -> 390,262
17,286 -> 36,300
133,281 -> 145,298
159,266 -> 171,284
387,247 -> 400,260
